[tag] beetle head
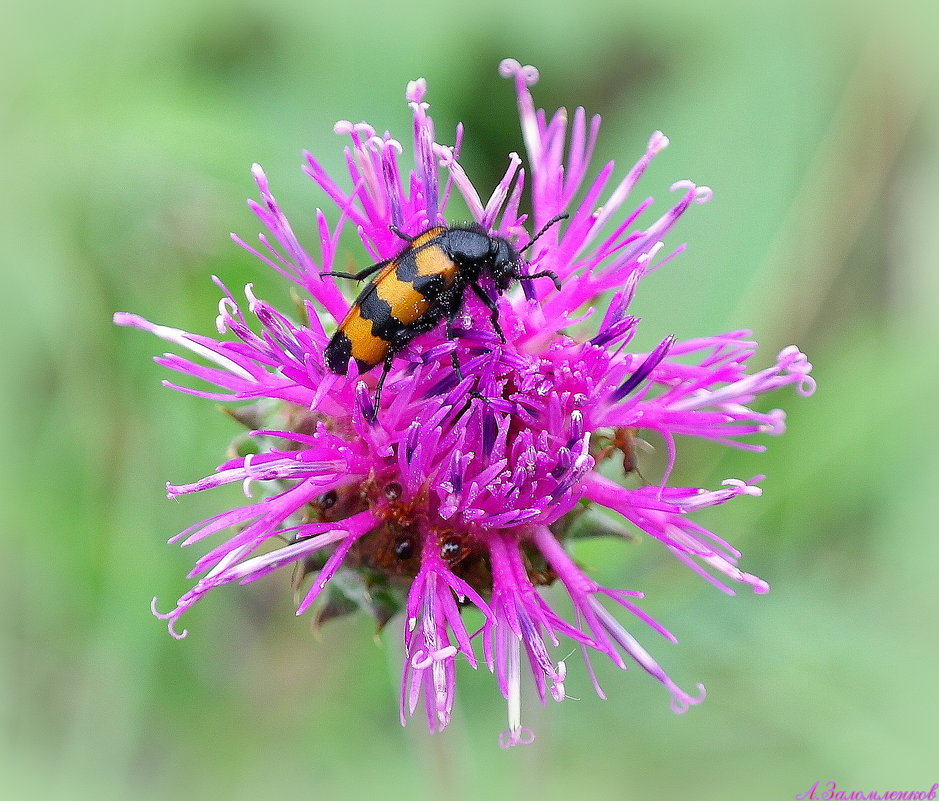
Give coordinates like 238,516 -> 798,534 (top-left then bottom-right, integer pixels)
490,237 -> 522,292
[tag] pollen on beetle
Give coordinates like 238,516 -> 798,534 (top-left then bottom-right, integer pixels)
116,59 -> 814,747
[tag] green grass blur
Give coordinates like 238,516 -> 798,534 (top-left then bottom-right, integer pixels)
2,0 -> 937,799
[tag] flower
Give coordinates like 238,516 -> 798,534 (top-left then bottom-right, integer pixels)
114,58 -> 815,747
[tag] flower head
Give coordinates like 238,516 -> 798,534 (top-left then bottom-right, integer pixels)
115,59 -> 814,746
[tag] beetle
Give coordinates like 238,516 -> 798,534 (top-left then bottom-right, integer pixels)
323,214 -> 567,418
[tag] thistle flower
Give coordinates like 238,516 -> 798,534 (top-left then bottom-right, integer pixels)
115,59 -> 814,747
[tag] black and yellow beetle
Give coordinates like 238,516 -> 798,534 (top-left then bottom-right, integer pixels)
323,215 -> 566,418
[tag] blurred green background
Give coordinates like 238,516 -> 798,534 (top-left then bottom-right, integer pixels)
3,0 -> 938,799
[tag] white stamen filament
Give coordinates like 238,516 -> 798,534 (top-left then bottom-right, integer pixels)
115,314 -> 255,380
507,635 -> 522,738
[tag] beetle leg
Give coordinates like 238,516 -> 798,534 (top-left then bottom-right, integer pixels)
369,353 -> 395,422
389,224 -> 414,242
444,318 -> 465,378
470,282 -> 505,343
444,311 -> 487,403
322,256 -> 392,282
367,317 -> 441,419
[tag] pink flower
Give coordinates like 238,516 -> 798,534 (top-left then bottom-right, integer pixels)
115,59 -> 814,747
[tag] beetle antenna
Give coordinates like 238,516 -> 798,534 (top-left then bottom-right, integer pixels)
520,213 -> 568,253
